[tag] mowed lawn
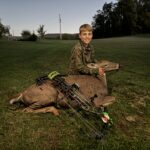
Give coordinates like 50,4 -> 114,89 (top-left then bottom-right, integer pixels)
0,36 -> 150,150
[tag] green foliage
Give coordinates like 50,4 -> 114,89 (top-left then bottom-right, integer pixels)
0,36 -> 150,149
20,30 -> 37,41
136,0 -> 150,32
92,0 -> 150,38
37,25 -> 46,39
27,33 -> 38,41
0,21 -> 10,38
117,0 -> 137,35
21,30 -> 31,39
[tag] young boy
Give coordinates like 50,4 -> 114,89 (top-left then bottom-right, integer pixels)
68,24 -> 104,76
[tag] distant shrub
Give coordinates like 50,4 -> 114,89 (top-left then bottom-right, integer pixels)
21,30 -> 31,39
28,33 -> 38,41
19,33 -> 38,41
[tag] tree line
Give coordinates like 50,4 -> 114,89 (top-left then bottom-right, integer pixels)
19,25 -> 46,41
0,22 -> 46,41
92,0 -> 150,38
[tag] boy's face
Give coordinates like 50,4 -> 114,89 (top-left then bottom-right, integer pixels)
79,30 -> 93,45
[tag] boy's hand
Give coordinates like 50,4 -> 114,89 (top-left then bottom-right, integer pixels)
98,68 -> 105,76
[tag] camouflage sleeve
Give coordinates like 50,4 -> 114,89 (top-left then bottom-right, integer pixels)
91,45 -> 98,63
74,47 -> 98,75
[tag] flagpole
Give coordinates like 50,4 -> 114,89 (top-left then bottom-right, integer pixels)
59,14 -> 62,40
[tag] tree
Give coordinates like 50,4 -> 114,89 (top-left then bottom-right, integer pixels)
0,21 -> 10,38
21,30 -> 31,39
136,0 -> 150,32
92,0 -> 144,38
92,10 -> 105,38
117,0 -> 137,35
37,25 -> 46,39
92,2 -> 118,38
28,33 -> 38,41
92,0 -> 150,38
20,30 -> 37,41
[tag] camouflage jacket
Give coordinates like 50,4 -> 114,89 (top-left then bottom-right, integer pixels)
68,40 -> 98,75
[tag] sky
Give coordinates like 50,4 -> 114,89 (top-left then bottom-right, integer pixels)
0,0 -> 116,36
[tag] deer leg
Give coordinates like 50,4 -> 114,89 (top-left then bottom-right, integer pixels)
23,106 -> 59,116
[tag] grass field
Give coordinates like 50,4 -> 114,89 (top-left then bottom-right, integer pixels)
0,36 -> 150,150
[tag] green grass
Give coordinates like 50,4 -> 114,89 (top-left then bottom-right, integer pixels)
0,36 -> 150,150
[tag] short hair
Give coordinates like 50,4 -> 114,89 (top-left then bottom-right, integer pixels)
79,24 -> 93,34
